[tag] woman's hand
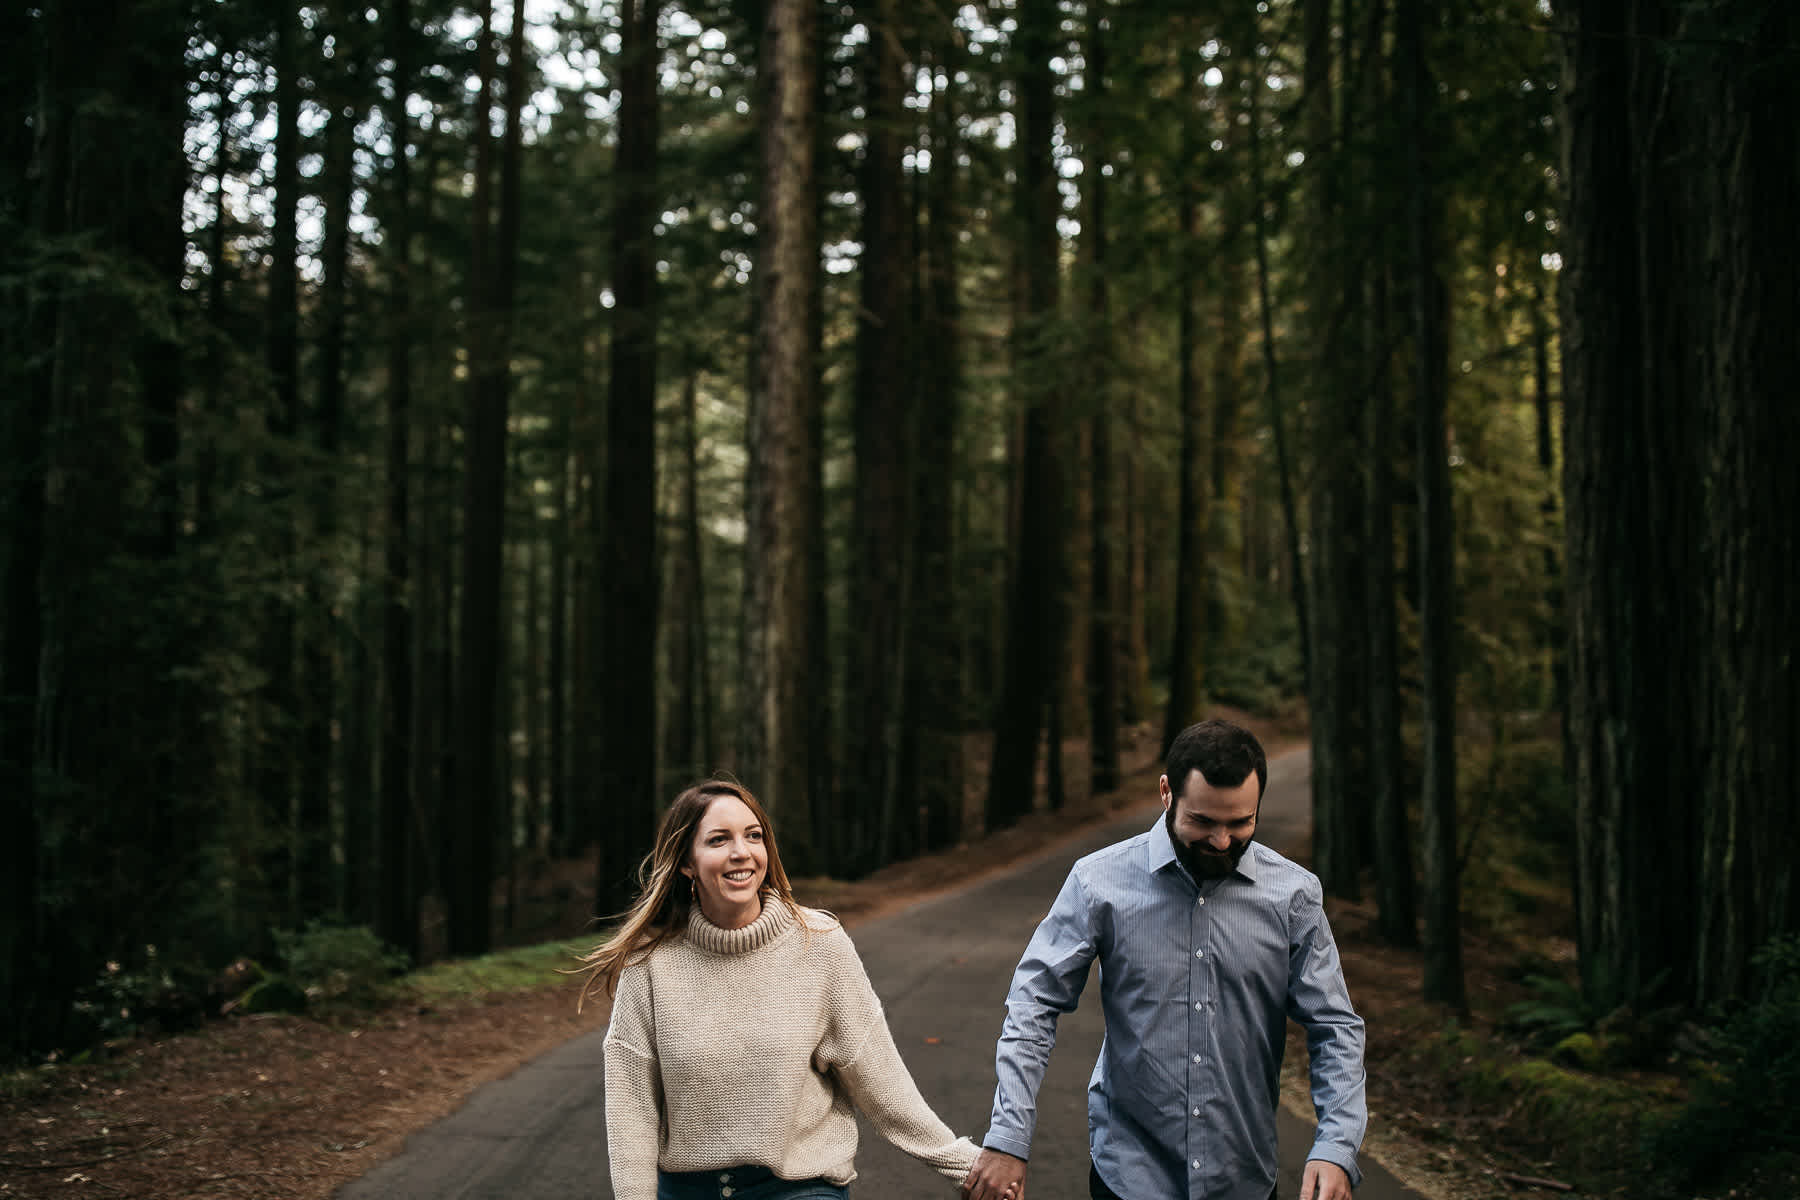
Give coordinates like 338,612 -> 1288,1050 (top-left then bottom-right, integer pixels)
962,1148 -> 1026,1200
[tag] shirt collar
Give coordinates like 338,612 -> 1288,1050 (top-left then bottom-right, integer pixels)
1144,812 -> 1262,885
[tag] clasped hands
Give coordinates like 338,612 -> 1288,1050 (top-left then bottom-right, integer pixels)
961,1149 -> 1352,1200
961,1148 -> 1026,1200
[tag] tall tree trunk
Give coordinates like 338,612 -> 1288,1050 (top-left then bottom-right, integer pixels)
1299,0 -> 1367,901
597,0 -> 663,913
1083,11 -> 1119,796
848,0 -> 913,871
1694,3 -> 1800,1001
448,0 -> 509,957
986,0 -> 1064,832
301,13 -> 361,919
1562,0 -> 1695,1011
1365,266 -> 1416,946
1207,156 -> 1251,654
662,371 -> 712,783
522,509 -> 546,850
1162,112 -> 1207,755
196,44 -> 235,537
1,38 -> 55,1044
907,27 -> 965,851
742,0 -> 822,866
1563,0 -> 1799,1012
7,0 -> 190,1050
547,382 -> 572,856
568,329 -> 604,858
343,524 -> 379,923
1398,0 -> 1464,1009
378,0 -> 419,959
1245,35 -> 1310,685
263,0 -> 304,928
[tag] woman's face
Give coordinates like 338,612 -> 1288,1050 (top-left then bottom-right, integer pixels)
683,794 -> 768,929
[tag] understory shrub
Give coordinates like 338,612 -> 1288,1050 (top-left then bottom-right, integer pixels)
1644,935 -> 1800,1193
73,946 -> 213,1042
273,922 -> 410,1012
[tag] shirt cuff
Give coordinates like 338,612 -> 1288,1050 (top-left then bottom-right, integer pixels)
1307,1146 -> 1362,1189
982,1131 -> 1032,1162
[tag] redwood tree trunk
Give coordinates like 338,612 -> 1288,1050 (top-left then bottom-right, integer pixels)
986,0 -> 1065,832
845,0 -> 914,871
597,0 -> 663,913
377,0 -> 419,960
741,0 -> 822,866
1399,0 -> 1464,1009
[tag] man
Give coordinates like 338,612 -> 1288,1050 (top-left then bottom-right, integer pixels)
963,719 -> 1367,1200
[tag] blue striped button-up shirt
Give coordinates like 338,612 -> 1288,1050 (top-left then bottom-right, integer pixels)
984,817 -> 1367,1200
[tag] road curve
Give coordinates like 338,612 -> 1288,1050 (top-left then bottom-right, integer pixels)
338,748 -> 1429,1200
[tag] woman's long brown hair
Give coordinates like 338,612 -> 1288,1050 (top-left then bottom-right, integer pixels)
573,778 -> 811,1009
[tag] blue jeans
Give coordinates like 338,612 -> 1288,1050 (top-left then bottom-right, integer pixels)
656,1166 -> 849,1200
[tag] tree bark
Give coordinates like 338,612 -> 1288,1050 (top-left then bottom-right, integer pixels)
845,0 -> 914,871
986,0 -> 1064,832
1561,0 -> 1699,1010
376,0 -> 418,959
1692,3 -> 1800,1003
1083,10 -> 1119,796
597,0 -> 664,913
1162,109 -> 1208,755
448,0 -> 509,957
1398,0 -> 1464,1009
262,0 -> 304,928
742,0 -> 822,866
907,25 -> 965,852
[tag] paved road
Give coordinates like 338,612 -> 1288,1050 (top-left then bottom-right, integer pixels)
340,750 -> 1428,1200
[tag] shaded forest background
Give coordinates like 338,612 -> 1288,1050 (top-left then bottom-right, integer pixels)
2,0 -> 1795,1083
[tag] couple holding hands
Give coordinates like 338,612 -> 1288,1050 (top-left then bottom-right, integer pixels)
582,719 -> 1367,1200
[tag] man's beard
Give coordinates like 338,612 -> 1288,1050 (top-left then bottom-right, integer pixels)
1166,808 -> 1250,880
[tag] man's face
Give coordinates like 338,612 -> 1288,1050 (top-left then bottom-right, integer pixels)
1161,767 -> 1259,880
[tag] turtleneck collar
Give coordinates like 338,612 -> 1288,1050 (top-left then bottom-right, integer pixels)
684,893 -> 797,955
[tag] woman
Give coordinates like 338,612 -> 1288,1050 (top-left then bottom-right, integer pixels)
580,778 -> 1004,1200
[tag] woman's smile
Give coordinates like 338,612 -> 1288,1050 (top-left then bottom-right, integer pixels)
685,795 -> 769,928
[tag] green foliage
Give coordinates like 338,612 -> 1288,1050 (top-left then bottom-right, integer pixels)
273,923 -> 409,1013
71,946 -> 212,1042
1501,972 -> 1595,1047
1421,1023 -> 1661,1181
223,959 -> 309,1015
1644,935 -> 1800,1192
1499,960 -> 1684,1071
408,940 -> 582,1003
1456,727 -> 1574,944
1204,586 -> 1304,714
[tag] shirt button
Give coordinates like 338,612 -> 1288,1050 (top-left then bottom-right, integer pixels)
721,1190 -> 734,1197
1198,897 -> 1205,905
1194,1002 -> 1203,1011
720,1175 -> 732,1183
1193,1053 -> 1201,1063
1192,1159 -> 1201,1170
1192,1107 -> 1201,1117
1194,949 -> 1203,958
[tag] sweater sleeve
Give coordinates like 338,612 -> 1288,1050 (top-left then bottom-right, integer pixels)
604,961 -> 664,1200
819,930 -> 979,1187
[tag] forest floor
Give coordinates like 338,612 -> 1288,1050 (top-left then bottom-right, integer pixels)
0,708 -> 1629,1200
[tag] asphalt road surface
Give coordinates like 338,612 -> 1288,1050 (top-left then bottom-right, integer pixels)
339,749 -> 1429,1200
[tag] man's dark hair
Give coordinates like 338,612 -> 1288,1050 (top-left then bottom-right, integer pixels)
1165,719 -> 1267,802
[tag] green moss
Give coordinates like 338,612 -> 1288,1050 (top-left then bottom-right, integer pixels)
408,939 -> 591,1002
1550,1032 -> 1605,1069
1419,1024 -> 1675,1180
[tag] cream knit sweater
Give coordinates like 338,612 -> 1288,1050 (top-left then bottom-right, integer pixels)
603,899 -> 978,1200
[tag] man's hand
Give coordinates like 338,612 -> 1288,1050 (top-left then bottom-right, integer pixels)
962,1148 -> 1027,1200
1299,1159 -> 1352,1200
